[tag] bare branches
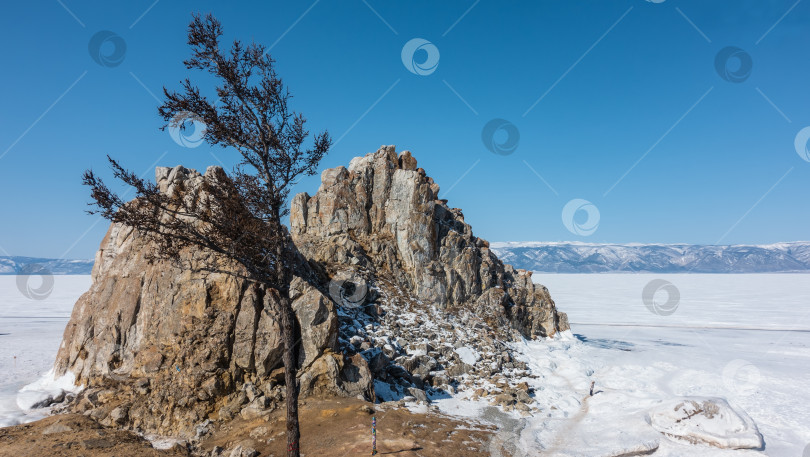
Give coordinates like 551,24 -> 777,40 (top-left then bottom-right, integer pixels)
87,12 -> 332,284
84,158 -> 283,282
156,13 -> 331,221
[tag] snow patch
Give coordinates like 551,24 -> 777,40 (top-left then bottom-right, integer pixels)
454,346 -> 480,365
17,370 -> 82,410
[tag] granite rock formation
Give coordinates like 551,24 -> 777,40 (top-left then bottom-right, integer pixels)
291,146 -> 568,340
53,166 -> 372,437
50,146 -> 568,440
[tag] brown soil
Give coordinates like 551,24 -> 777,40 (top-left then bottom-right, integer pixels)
0,413 -> 189,457
0,398 -> 494,457
201,397 -> 495,456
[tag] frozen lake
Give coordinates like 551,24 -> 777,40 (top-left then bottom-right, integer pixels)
430,274 -> 810,456
0,275 -> 91,426
0,274 -> 808,456
527,274 -> 810,456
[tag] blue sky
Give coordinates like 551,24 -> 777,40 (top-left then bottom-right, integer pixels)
1,0 -> 808,259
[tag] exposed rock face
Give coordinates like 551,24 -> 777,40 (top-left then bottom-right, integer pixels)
51,146 -> 568,440
53,166 -> 370,437
291,146 -> 568,339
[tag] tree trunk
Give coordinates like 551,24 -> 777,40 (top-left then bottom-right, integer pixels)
279,289 -> 300,457
271,212 -> 300,457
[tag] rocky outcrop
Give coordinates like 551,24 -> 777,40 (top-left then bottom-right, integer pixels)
291,145 -> 568,339
50,146 -> 568,440
53,166 -> 371,437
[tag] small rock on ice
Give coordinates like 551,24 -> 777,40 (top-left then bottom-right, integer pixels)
648,396 -> 763,449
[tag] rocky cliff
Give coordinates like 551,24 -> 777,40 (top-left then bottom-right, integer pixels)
51,146 -> 568,440
53,166 -> 373,438
291,146 -> 567,340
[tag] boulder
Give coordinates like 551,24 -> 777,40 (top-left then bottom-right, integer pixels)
291,277 -> 339,369
402,355 -> 438,378
298,352 -> 374,401
227,443 -> 259,457
446,362 -> 473,378
406,387 -> 429,403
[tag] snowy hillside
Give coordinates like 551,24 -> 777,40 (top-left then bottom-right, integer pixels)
0,257 -> 93,275
490,241 -> 810,273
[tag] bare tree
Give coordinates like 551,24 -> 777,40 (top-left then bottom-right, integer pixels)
82,13 -> 330,457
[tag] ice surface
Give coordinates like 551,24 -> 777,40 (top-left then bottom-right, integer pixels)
0,276 -> 91,426
432,274 -> 810,457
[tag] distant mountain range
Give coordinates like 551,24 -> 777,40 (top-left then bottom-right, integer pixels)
0,257 -> 94,275
490,242 -> 810,273
4,242 -> 810,275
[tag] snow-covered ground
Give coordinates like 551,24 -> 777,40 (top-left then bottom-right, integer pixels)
1,274 -> 808,456
433,274 -> 810,456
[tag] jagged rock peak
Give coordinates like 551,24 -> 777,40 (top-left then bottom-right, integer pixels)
291,145 -> 569,339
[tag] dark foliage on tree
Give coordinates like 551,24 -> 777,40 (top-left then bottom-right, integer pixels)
82,13 -> 331,457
